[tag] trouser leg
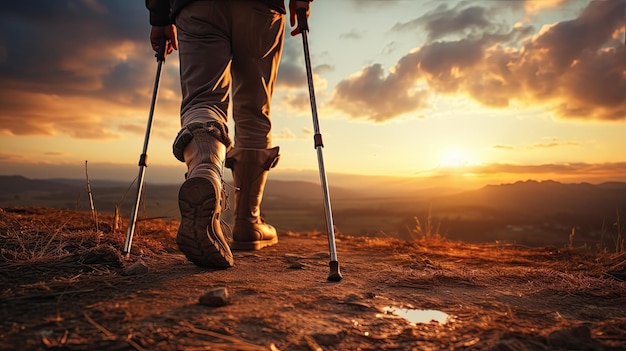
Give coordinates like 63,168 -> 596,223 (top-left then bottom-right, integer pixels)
226,2 -> 285,249
226,147 -> 280,250
172,1 -> 234,267
177,0 -> 231,131
230,0 -> 285,149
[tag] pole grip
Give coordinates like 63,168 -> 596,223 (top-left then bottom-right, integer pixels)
156,37 -> 167,62
296,7 -> 309,32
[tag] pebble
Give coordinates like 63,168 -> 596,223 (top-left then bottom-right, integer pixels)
122,259 -> 149,276
199,287 -> 231,307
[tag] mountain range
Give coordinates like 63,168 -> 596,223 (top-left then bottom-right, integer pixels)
1,175 -> 625,248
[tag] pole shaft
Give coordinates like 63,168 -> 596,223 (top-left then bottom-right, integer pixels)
301,30 -> 339,262
123,59 -> 164,255
123,166 -> 146,254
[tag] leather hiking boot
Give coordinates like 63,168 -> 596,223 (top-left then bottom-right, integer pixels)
176,124 -> 233,268
226,147 -> 280,250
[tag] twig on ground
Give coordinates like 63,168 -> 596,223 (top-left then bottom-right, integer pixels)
83,311 -> 117,341
85,160 -> 99,231
125,337 -> 148,351
181,321 -> 269,351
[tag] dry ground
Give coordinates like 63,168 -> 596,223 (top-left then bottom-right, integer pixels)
1,207 -> 625,351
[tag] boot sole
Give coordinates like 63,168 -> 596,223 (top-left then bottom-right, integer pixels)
230,237 -> 278,251
177,177 -> 234,268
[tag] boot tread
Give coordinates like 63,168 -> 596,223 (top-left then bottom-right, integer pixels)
177,177 -> 234,268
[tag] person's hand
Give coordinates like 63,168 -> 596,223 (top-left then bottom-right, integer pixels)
150,24 -> 178,55
289,0 -> 311,36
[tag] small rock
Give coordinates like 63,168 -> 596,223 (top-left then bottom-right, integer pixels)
199,287 -> 231,307
122,260 -> 149,276
312,329 -> 346,346
288,262 -> 305,269
284,254 -> 306,269
344,293 -> 364,302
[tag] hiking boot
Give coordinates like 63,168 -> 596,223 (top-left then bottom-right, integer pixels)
175,124 -> 233,268
225,147 -> 280,250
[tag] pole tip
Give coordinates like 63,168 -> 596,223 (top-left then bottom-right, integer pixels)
327,260 -> 343,282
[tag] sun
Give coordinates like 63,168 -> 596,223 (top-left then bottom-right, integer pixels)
438,149 -> 476,168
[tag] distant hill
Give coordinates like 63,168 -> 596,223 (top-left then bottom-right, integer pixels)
0,175 -> 356,201
2,175 -> 625,246
264,179 -> 359,200
0,175 -> 81,196
436,179 -> 626,216
3,175 -> 625,216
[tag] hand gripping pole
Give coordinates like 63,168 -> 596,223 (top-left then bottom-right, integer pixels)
123,38 -> 167,256
297,8 -> 343,282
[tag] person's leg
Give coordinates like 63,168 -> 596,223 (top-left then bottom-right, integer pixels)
226,0 -> 285,250
173,0 -> 233,267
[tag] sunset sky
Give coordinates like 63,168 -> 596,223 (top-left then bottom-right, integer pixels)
0,0 -> 624,189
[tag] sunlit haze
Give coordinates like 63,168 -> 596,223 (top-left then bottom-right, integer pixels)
0,0 -> 624,190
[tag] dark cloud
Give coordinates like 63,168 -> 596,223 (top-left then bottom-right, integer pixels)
0,0 -> 149,95
276,38 -> 307,89
330,0 -> 626,122
329,28 -> 519,120
392,4 -> 494,41
330,63 -> 430,122
347,0 -> 402,10
0,0 -> 169,138
275,37 -> 333,111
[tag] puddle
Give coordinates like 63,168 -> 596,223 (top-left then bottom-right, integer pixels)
380,306 -> 451,325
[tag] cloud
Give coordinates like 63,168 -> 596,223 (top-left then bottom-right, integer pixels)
493,144 -> 514,150
347,0 -> 402,10
503,0 -> 570,15
272,128 -> 296,141
329,0 -> 626,122
44,151 -> 67,157
282,92 -> 311,111
466,162 -> 626,178
340,29 -> 363,40
392,4 -> 494,41
0,1 -> 181,139
329,63 -> 430,122
276,39 -> 307,89
0,90 -> 119,139
381,41 -> 398,55
481,0 -> 575,19
530,139 -> 579,149
0,151 -> 28,162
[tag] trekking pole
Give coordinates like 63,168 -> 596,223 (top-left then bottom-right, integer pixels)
123,37 -> 168,256
296,8 -> 343,282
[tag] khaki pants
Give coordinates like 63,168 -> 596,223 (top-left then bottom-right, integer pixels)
176,0 -> 285,149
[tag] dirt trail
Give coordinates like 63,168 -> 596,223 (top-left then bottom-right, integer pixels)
1,207 -> 625,350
